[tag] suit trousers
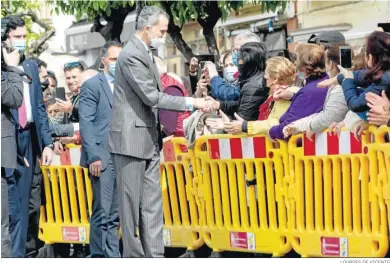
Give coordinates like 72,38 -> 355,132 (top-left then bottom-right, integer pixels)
89,158 -> 120,258
112,147 -> 164,258
26,157 -> 43,257
8,126 -> 35,257
1,169 -> 12,258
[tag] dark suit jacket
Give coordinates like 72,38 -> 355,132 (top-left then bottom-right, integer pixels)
10,59 -> 53,154
1,71 -> 23,168
109,35 -> 187,160
79,72 -> 112,170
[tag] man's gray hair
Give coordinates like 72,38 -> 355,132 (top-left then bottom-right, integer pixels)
234,32 -> 261,44
136,6 -> 169,31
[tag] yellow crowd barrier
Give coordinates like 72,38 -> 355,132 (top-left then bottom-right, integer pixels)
193,134 -> 291,256
287,127 -> 388,257
39,126 -> 390,257
39,144 -> 91,244
160,137 -> 204,251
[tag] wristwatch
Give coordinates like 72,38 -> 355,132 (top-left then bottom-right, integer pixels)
46,143 -> 55,150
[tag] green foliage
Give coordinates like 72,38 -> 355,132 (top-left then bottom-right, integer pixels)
48,0 -> 135,21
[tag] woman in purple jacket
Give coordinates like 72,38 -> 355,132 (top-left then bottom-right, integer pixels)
269,43 -> 329,140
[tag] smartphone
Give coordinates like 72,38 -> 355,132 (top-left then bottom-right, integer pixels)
197,54 -> 215,70
56,87 -> 66,101
340,46 -> 352,69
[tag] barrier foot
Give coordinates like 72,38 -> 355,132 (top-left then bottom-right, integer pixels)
209,252 -> 222,258
36,244 -> 55,258
179,250 -> 196,258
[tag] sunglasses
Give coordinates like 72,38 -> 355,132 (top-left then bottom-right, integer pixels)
64,61 -> 84,71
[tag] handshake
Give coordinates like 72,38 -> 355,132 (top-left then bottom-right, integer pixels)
193,96 -> 221,112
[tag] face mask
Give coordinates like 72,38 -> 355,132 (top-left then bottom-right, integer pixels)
223,66 -> 238,83
232,50 -> 239,67
151,37 -> 166,49
49,112 -> 64,124
41,79 -> 50,90
108,62 -> 116,77
147,28 -> 166,48
12,40 -> 26,52
298,72 -> 305,80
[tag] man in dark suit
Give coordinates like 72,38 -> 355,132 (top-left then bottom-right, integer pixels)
3,16 -> 57,257
109,6 -> 208,257
1,46 -> 24,258
79,41 -> 123,258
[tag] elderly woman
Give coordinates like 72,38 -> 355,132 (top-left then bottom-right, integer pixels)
224,56 -> 300,134
268,43 -> 329,140
283,44 -> 349,138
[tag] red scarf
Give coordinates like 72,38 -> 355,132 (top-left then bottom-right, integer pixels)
257,96 -> 274,120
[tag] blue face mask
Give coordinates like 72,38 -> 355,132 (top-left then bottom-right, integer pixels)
12,40 -> 26,52
223,66 -> 238,83
298,72 -> 305,80
232,50 -> 239,67
108,62 -> 116,77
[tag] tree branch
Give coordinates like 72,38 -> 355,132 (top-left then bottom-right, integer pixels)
13,10 -> 51,31
160,1 -> 194,62
27,28 -> 55,56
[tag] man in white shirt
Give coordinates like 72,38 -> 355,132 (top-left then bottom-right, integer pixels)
79,41 -> 123,258
3,15 -> 56,258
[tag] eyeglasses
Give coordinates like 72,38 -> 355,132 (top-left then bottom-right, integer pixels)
64,61 -> 84,71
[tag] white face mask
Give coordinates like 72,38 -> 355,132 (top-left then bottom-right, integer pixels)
147,27 -> 166,49
151,37 -> 166,49
223,66 -> 238,83
12,39 -> 27,52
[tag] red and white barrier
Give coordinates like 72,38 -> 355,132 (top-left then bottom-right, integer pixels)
51,147 -> 82,166
208,137 -> 267,160
303,130 -> 363,156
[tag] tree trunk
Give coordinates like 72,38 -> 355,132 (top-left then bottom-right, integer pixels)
202,26 -> 220,64
159,1 -> 194,62
195,1 -> 222,65
135,0 -> 146,30
90,6 -> 135,69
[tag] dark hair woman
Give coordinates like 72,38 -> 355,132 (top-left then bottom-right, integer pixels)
332,31 -> 390,113
211,42 -> 270,121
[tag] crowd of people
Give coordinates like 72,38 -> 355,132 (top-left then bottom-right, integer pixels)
1,5 -> 390,258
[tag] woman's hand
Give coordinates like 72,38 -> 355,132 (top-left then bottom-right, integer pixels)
352,120 -> 368,140
282,124 -> 297,138
189,57 -> 199,74
366,90 -> 390,126
317,77 -> 338,88
337,65 -> 353,79
194,74 -> 209,98
224,113 -> 244,134
273,89 -> 295,101
55,98 -> 73,113
329,121 -> 345,137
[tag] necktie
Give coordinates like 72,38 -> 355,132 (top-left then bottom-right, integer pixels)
18,98 -> 28,128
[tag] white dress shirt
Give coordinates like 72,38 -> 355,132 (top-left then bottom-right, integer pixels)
18,65 -> 34,123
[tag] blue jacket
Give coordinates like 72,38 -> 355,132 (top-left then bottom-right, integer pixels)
79,72 -> 113,170
210,76 -> 240,101
338,70 -> 390,112
10,59 -> 53,153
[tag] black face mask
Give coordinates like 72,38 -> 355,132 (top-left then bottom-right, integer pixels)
41,78 -> 50,91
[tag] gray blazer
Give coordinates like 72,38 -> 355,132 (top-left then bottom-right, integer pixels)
109,35 -> 187,159
79,72 -> 113,169
1,71 -> 24,169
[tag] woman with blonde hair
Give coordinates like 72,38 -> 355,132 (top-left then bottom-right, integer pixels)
224,56 -> 300,134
